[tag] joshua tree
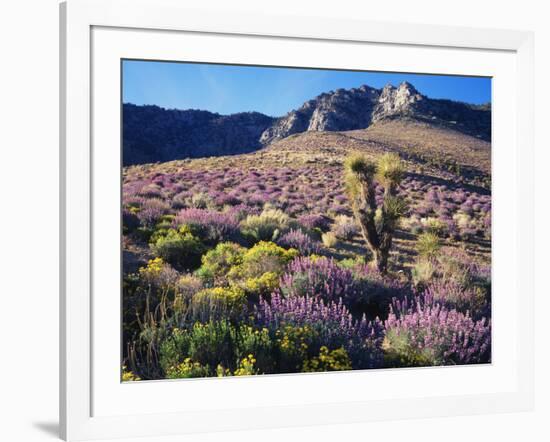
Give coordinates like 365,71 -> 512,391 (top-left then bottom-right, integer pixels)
344,152 -> 407,274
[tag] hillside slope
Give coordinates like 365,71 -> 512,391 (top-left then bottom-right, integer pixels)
263,120 -> 490,188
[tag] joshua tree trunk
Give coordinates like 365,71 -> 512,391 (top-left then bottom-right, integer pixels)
344,153 -> 405,275
373,249 -> 388,274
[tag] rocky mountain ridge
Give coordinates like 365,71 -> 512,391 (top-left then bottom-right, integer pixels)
123,105 -> 274,165
260,82 -> 490,144
123,81 -> 490,165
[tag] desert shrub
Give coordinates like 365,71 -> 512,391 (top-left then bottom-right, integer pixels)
151,229 -> 205,271
138,183 -> 164,199
411,259 -> 436,287
121,366 -> 141,382
123,258 -> 183,379
240,208 -> 289,242
174,208 -> 239,244
171,191 -> 192,210
302,346 -> 352,372
383,297 -> 491,367
186,321 -> 239,371
277,229 -> 321,255
416,232 -> 441,259
165,358 -> 211,379
421,217 -> 447,237
137,198 -> 170,227
175,274 -> 203,299
401,215 -> 423,235
412,247 -> 491,317
215,193 -> 242,207
438,248 -> 490,287
187,192 -> 215,209
224,204 -> 261,222
242,272 -> 280,297
171,274 -> 204,319
230,241 -> 298,283
453,212 -> 480,240
161,323 -> 275,377
138,257 -> 180,290
278,256 -> 358,305
321,232 -> 338,248
332,215 -> 359,240
297,213 -> 331,232
190,286 -> 247,323
195,242 -> 245,286
159,327 -> 191,374
148,225 -> 173,244
337,256 -> 366,270
233,355 -> 259,376
413,247 -> 490,289
423,279 -> 488,318
235,326 -> 275,374
271,325 -> 320,373
256,293 -> 384,369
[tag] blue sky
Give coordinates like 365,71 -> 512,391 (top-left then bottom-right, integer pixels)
123,60 -> 491,117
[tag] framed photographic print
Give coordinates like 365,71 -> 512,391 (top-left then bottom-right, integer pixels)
60,0 -> 534,440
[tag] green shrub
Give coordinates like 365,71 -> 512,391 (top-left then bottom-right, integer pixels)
137,257 -> 179,289
416,232 -> 441,259
421,217 -> 447,237
236,326 -> 275,374
274,325 -> 320,373
151,229 -> 205,270
233,355 -> 258,376
321,231 -> 338,248
382,329 -> 435,367
121,365 -> 141,382
302,346 -> 352,372
159,328 -> 191,374
195,242 -> 245,286
190,286 -> 247,322
337,255 -> 366,270
232,241 -> 298,280
411,259 -> 436,287
240,209 -> 289,242
165,358 -> 211,379
149,227 -> 172,244
242,271 -> 280,297
187,321 -> 239,370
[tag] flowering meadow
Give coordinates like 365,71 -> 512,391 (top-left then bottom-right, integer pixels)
121,127 -> 491,380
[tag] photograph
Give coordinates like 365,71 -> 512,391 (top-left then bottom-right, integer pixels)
121,60 -> 492,381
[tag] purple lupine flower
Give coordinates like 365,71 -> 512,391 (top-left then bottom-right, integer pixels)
385,296 -> 491,366
423,279 -> 488,318
256,293 -> 384,368
297,213 -> 331,231
278,256 -> 358,305
174,208 -> 239,243
136,198 -> 170,227
277,229 -> 322,255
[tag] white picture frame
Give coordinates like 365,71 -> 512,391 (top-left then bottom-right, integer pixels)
60,0 -> 534,440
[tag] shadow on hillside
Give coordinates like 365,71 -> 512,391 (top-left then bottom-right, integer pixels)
405,171 -> 490,195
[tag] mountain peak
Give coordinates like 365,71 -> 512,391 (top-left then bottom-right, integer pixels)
260,82 -> 489,145
398,81 -> 418,92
